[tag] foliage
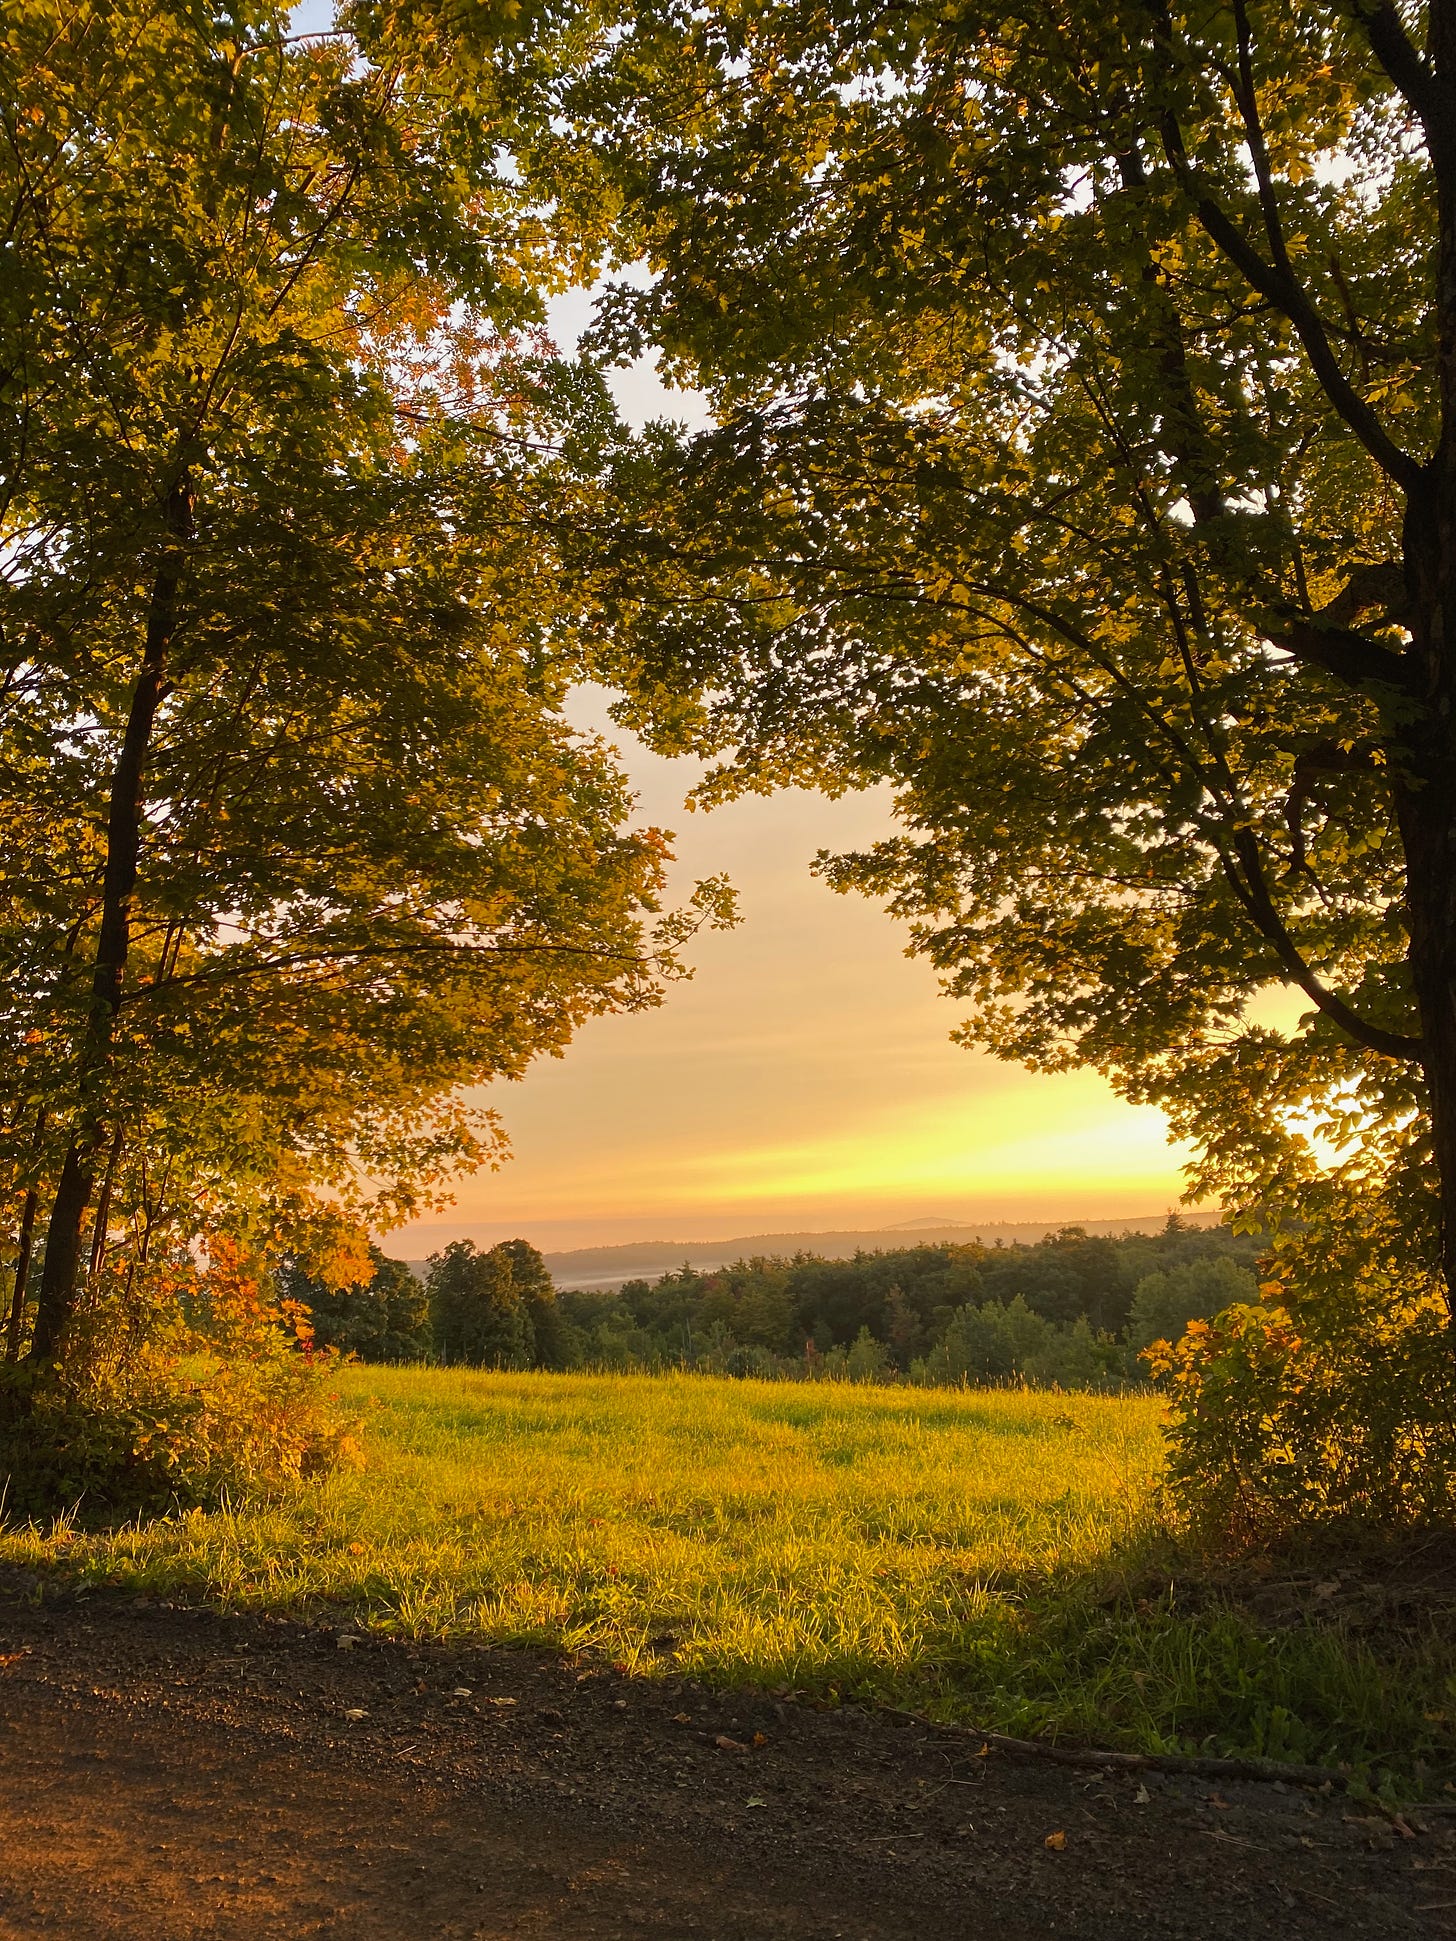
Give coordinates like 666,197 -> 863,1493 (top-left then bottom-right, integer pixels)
4,1365 -> 1453,1787
550,0 -> 1447,1232
0,1352 -> 357,1522
449,0 -> 1456,1524
278,1246 -> 432,1366
550,1218 -> 1258,1386
0,1241 -> 359,1519
1151,1200 -> 1456,1544
427,1237 -> 563,1369
1127,1256 -> 1261,1353
0,0 -> 732,1372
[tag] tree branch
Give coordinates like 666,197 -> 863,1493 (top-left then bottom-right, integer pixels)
1220,826 -> 1421,1061
1282,741 -> 1380,878
126,931 -> 684,1000
1257,610 -> 1413,689
1155,109 -> 1425,495
1354,0 -> 1456,168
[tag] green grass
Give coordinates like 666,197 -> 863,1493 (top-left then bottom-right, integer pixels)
3,1367 -> 1453,1789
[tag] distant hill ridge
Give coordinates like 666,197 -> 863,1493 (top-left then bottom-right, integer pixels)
533,1211 -> 1222,1291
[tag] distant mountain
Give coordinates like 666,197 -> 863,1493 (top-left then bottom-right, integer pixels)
534,1211 -> 1222,1291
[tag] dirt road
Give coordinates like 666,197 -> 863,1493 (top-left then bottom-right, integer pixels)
0,1572 -> 1449,1939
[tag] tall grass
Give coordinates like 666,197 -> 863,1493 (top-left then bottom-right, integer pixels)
3,1368 -> 1451,1784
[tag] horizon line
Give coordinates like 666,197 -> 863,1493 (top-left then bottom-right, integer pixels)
395,1206 -> 1221,1263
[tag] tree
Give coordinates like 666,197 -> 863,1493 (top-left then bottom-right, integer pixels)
0,1 -> 731,1375
279,1247 -> 431,1363
1127,1257 -> 1260,1354
427,1237 -> 557,1368
846,1324 -> 890,1382
514,1 -> 1456,1326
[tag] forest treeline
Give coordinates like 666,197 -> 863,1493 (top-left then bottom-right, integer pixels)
288,1217 -> 1259,1391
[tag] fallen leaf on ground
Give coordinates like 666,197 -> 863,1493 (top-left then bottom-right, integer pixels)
343,1709 -> 368,1722
715,1734 -> 747,1751
1133,1784 -> 1150,1804
673,1713 -> 693,1724
451,1688 -> 473,1698
752,1732 -> 769,1747
1044,1831 -> 1066,1851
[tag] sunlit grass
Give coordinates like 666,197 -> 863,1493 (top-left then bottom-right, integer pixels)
4,1372 -> 1161,1669
3,1367 -> 1452,1785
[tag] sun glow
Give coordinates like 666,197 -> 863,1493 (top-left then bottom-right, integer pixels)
394,697 -> 1198,1253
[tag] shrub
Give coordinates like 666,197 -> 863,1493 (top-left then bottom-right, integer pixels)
0,1346 -> 361,1521
1151,1201 -> 1456,1547
0,1235 -> 362,1522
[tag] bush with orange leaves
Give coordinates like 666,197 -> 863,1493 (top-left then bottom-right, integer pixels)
1149,1198 -> 1456,1549
0,1236 -> 362,1521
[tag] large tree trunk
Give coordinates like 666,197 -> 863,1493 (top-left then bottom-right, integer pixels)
29,482 -> 190,1368
1414,0 -> 1456,1322
1399,753 -> 1456,1317
28,1140 -> 96,1366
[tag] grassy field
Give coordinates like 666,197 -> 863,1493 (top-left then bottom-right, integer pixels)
3,1367 -> 1453,1786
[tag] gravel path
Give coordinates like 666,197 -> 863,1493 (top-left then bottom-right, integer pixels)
0,1572 -> 1450,1939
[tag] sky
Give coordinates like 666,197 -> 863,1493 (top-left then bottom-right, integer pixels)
396,705 -> 1202,1255
266,26 -> 1206,1252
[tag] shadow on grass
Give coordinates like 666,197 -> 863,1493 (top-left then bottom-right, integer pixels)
7,1520 -> 1454,1797
825,1530 -> 1456,1797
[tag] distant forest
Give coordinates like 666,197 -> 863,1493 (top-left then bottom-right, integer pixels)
284,1217 -> 1260,1391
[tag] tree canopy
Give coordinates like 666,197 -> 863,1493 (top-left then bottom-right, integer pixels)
279,1245 -> 432,1363
10,0 -> 1456,1532
0,0 -> 730,1372
427,1236 -> 561,1367
483,0 -> 1456,1311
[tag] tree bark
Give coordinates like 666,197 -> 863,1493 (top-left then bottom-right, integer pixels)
27,1139 -> 95,1366
87,1128 -> 123,1283
29,479 -> 190,1368
5,1184 -> 40,1364
1398,754 -> 1456,1317
4,1107 -> 48,1363
1402,0 -> 1456,1322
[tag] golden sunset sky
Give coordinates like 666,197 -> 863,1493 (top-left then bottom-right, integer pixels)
396,701 -> 1201,1254
391,292 -> 1204,1255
